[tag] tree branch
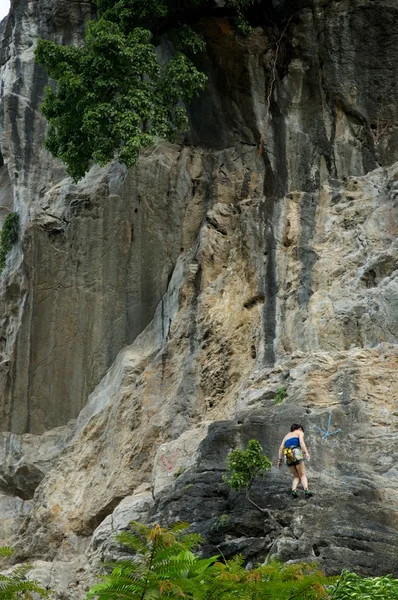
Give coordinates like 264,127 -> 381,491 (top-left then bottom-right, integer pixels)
245,489 -> 267,514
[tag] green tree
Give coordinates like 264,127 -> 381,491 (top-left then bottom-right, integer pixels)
223,439 -> 272,513
34,0 -> 257,181
0,546 -> 49,599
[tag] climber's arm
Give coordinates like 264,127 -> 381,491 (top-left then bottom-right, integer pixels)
277,436 -> 286,468
299,430 -> 310,459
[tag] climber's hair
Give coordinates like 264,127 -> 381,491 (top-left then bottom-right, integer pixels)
290,423 -> 304,432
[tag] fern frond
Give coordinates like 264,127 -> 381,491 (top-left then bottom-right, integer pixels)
115,533 -> 150,557
0,578 -> 49,598
151,544 -> 186,566
169,521 -> 190,534
86,579 -> 144,599
0,547 -> 49,599
0,547 -> 14,559
179,533 -> 203,550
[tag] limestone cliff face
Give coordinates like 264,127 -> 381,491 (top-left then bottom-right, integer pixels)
0,0 -> 398,595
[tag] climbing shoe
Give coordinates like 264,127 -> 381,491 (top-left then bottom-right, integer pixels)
304,490 -> 313,497
291,490 -> 299,498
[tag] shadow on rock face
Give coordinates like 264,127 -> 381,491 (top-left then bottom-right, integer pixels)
4,463 -> 45,500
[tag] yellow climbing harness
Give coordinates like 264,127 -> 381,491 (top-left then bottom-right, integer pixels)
283,446 -> 303,465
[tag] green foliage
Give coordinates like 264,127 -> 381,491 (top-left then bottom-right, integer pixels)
274,386 -> 288,404
35,18 -> 206,181
210,513 -> 230,532
182,483 -> 194,493
173,466 -> 185,478
223,439 -> 271,492
0,546 -> 49,599
0,212 -> 19,271
168,25 -> 207,55
226,0 -> 256,11
226,0 -> 256,36
211,557 -> 331,600
86,521 -> 218,600
328,570 -> 398,599
93,0 -> 168,25
0,547 -> 14,558
35,0 -> 258,180
86,524 -> 331,600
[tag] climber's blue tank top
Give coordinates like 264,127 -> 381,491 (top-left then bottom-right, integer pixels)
285,437 -> 300,448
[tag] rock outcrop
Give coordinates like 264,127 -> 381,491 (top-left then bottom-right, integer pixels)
0,0 -> 397,596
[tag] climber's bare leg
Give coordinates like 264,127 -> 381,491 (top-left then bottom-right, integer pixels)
296,461 -> 309,491
289,465 -> 300,491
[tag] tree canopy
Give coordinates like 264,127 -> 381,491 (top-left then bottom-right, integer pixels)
35,0 -> 257,181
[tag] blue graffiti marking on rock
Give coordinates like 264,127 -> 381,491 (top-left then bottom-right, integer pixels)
314,411 -> 341,439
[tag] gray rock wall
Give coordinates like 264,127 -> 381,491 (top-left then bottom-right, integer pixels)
1,0 -> 398,433
0,2 -> 227,432
0,0 -> 397,592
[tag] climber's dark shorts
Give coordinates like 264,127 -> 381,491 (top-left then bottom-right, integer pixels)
288,459 -> 303,467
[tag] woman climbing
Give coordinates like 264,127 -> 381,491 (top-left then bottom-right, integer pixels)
278,424 -> 312,498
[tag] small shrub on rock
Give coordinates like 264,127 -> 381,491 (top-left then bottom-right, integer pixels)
328,570 -> 398,599
223,439 -> 271,512
274,386 -> 288,403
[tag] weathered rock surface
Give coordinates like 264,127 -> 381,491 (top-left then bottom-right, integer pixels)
152,343 -> 398,576
17,163 -> 398,581
1,0 -> 398,434
89,484 -> 154,562
0,425 -> 73,500
0,0 -> 397,595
